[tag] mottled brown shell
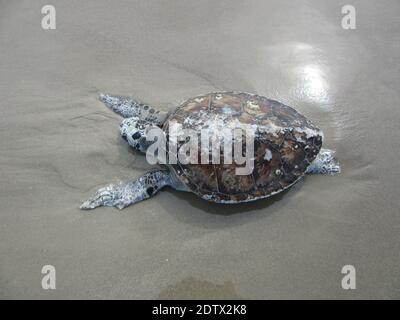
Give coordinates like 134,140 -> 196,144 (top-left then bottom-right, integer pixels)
163,92 -> 323,203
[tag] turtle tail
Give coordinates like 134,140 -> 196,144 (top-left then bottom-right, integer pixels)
305,149 -> 341,175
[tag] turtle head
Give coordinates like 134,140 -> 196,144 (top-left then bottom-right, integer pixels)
120,117 -> 151,152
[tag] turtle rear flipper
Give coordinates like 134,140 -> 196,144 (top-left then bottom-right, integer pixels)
305,149 -> 341,175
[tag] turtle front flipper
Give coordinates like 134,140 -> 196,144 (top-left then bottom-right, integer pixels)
99,93 -> 168,125
80,170 -> 172,210
305,149 -> 341,175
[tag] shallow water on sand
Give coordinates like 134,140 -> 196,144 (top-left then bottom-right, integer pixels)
0,0 -> 399,298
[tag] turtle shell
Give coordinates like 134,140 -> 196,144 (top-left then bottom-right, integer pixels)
163,92 -> 323,203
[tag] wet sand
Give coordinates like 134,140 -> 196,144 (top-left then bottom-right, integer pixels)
0,0 -> 399,299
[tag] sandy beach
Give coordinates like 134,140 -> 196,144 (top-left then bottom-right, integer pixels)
0,0 -> 399,299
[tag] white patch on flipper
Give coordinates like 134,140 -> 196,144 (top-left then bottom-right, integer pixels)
264,149 -> 272,161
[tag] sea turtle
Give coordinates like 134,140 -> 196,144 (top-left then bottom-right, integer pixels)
80,92 -> 340,210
